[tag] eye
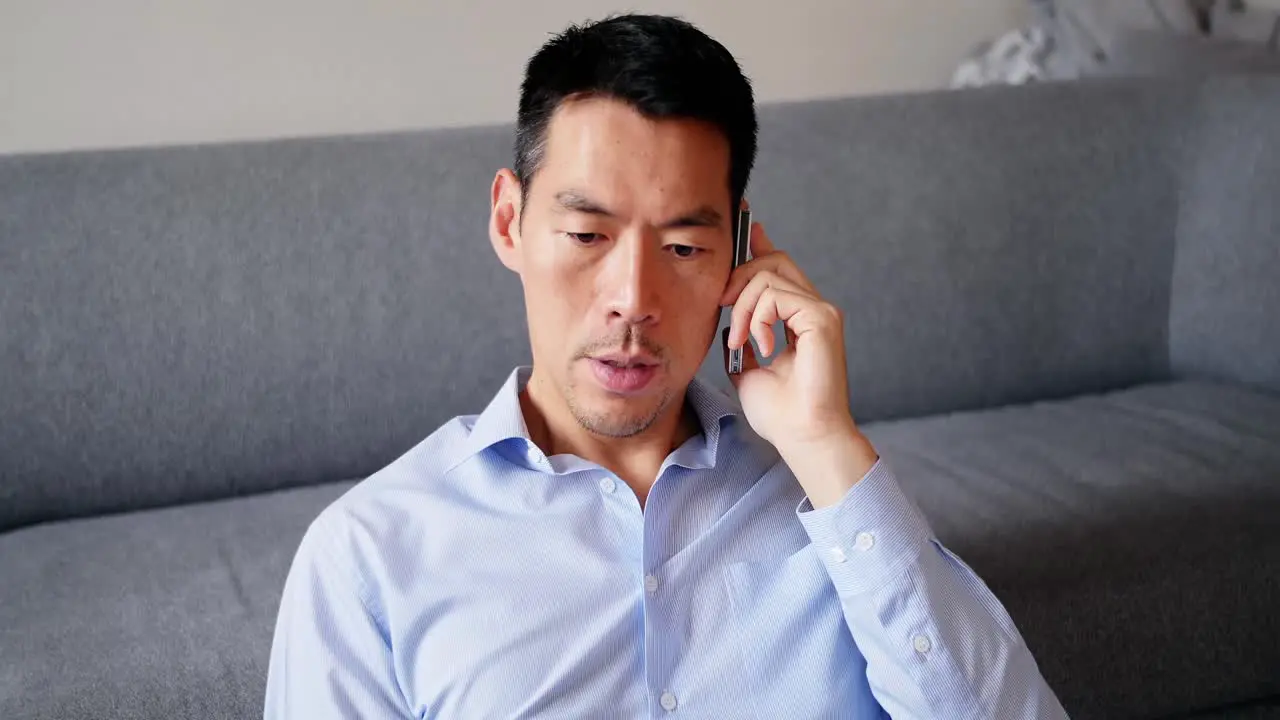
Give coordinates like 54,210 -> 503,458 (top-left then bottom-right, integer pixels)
566,232 -> 603,245
668,244 -> 701,258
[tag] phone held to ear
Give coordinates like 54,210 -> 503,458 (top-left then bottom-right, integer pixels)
727,207 -> 752,375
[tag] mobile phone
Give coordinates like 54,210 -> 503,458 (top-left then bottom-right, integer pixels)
727,207 -> 752,375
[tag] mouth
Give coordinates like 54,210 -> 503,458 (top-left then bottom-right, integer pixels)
592,353 -> 659,369
586,353 -> 661,394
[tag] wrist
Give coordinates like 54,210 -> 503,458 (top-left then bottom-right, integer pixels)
779,426 -> 879,509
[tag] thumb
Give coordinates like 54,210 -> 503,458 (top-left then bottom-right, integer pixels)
722,327 -> 761,389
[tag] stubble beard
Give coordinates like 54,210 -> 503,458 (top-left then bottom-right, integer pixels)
564,378 -> 675,438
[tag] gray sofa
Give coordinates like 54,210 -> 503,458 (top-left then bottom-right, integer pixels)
2,73 -> 1278,719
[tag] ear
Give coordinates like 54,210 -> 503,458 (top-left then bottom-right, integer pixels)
489,168 -> 524,274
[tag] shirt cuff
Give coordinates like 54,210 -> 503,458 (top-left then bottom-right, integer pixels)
795,459 -> 937,596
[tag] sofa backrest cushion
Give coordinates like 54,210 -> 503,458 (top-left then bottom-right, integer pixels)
1169,75 -> 1280,393
0,127 -> 528,531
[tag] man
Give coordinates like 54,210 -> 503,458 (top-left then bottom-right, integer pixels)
265,14 -> 1069,719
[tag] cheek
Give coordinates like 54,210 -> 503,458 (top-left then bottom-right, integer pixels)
695,261 -> 731,305
671,265 -> 729,338
522,244 -> 590,324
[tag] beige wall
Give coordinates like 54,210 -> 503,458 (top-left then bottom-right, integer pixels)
0,1 -> 1025,155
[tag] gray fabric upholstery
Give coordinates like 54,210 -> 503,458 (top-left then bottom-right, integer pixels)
0,481 -> 353,720
866,380 -> 1280,720
0,127 -> 527,532
1171,76 -> 1280,393
1179,702 -> 1280,720
1177,701 -> 1280,719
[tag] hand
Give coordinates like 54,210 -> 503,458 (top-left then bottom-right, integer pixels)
720,209 -> 878,507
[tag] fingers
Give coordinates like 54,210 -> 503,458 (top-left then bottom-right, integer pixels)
722,327 -> 760,387
727,270 -> 811,354
749,220 -> 775,257
729,281 -> 844,360
744,287 -> 798,358
721,214 -> 825,357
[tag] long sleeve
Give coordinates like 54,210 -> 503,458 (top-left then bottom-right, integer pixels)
796,460 -> 1069,719
264,511 -> 413,720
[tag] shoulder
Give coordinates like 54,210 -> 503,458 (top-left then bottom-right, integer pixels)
315,414 -> 475,533
291,415 -> 479,587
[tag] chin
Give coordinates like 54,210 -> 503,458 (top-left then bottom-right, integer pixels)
575,404 -> 665,439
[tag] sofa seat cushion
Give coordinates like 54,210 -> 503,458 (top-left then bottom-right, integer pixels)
0,481 -> 354,720
863,380 -> 1280,720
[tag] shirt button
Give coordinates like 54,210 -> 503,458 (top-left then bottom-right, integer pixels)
598,477 -> 616,494
644,574 -> 659,593
828,546 -> 847,563
854,531 -> 876,551
913,634 -> 932,654
659,691 -> 678,711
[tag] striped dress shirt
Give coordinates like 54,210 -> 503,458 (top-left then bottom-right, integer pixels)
265,366 -> 1068,718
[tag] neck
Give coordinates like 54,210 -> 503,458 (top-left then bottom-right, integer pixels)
519,369 -> 701,508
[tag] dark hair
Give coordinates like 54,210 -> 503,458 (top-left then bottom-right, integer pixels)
515,14 -> 757,212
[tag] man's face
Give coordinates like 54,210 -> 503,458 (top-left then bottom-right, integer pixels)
494,96 -> 733,438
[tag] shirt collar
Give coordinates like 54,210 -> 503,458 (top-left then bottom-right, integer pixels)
454,365 -> 742,473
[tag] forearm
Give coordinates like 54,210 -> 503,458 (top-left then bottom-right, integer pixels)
795,460 -> 1069,718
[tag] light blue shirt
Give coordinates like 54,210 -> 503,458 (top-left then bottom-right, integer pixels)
265,367 -> 1068,718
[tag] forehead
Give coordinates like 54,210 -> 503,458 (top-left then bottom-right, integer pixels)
533,96 -> 731,207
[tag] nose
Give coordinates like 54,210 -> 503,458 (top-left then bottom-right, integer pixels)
601,236 -> 662,327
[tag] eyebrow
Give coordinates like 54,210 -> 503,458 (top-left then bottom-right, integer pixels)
554,191 -> 614,217
553,190 -> 723,228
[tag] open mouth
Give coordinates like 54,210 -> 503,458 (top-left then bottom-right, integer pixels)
599,359 -> 653,369
589,357 -> 659,393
